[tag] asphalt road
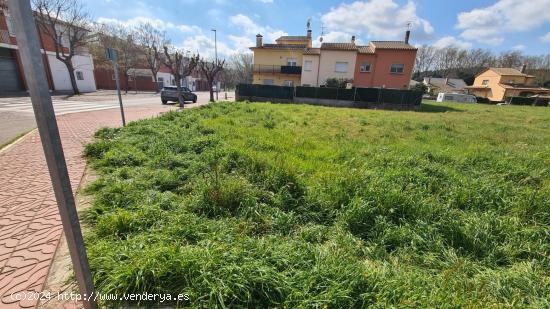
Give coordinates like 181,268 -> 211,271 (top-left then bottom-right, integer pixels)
0,90 -> 234,148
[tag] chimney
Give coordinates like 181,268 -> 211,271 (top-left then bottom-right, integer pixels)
405,30 -> 411,44
307,29 -> 312,39
256,34 -> 263,48
351,35 -> 356,44
521,64 -> 527,73
307,30 -> 312,48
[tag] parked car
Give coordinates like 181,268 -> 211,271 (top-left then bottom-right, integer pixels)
161,86 -> 197,104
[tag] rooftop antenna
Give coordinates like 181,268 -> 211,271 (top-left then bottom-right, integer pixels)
406,21 -> 413,30
320,23 -> 326,43
307,18 -> 311,31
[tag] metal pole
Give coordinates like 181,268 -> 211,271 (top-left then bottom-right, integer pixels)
8,1 -> 97,308
212,29 -> 218,101
112,61 -> 126,126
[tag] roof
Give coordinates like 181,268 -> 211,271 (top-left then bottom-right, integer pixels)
423,77 -> 467,90
370,41 -> 417,50
477,67 -> 536,77
251,44 -> 307,50
276,36 -> 309,41
357,45 -> 375,54
303,48 -> 320,55
321,42 -> 358,51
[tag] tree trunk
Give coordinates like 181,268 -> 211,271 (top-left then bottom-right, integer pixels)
209,78 -> 215,102
153,72 -> 160,93
65,60 -> 80,95
124,71 -> 129,94
176,78 -> 184,107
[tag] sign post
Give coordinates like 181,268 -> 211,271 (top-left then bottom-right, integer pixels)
7,1 -> 97,308
106,48 -> 126,126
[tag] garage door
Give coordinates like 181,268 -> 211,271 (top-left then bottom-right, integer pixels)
0,48 -> 23,93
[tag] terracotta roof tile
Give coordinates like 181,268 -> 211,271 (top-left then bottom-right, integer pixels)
489,68 -> 528,76
321,42 -> 358,50
370,41 -> 417,50
358,46 -> 374,54
251,44 -> 307,50
303,48 -> 321,55
276,36 -> 309,41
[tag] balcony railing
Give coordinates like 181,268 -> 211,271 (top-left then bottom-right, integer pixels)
254,64 -> 302,75
0,29 -> 10,44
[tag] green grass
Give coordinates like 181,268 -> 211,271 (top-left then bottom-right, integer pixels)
84,102 -> 550,308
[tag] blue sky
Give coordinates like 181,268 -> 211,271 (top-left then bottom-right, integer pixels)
89,0 -> 550,58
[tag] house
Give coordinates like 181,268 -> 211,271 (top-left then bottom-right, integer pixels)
423,77 -> 467,95
250,31 -> 311,87
353,39 -> 417,89
250,28 -> 417,89
301,40 -> 358,87
0,4 -> 96,94
466,66 -> 550,102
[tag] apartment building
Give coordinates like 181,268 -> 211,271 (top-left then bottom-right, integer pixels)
0,4 -> 96,94
250,31 -> 312,87
251,29 -> 417,90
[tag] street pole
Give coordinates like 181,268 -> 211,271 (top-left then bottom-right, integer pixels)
212,29 -> 218,101
7,1 -> 97,308
106,48 -> 126,126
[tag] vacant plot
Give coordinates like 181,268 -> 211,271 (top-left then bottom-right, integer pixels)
84,102 -> 550,307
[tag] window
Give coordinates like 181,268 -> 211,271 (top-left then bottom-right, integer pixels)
76,71 -> 84,80
5,14 -> 15,36
335,62 -> 348,73
390,64 -> 404,74
287,58 -> 297,66
157,77 -> 164,84
482,79 -> 489,85
284,80 -> 294,87
263,79 -> 274,85
304,60 -> 313,71
360,62 -> 371,72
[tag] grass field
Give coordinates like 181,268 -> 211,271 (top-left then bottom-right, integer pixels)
84,102 -> 550,307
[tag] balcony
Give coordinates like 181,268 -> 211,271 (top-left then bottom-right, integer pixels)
254,64 -> 302,75
0,29 -> 10,44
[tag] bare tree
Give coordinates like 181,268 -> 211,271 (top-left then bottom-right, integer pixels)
230,53 -> 253,85
162,45 -> 199,107
93,23 -> 141,93
414,45 -> 436,78
33,0 -> 92,95
198,58 -> 226,102
136,22 -> 167,93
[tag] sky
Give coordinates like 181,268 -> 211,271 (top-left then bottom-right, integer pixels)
89,0 -> 550,59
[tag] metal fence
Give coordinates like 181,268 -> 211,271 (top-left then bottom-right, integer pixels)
237,84 -> 423,107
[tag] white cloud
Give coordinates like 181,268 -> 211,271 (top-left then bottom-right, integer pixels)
229,14 -> 287,42
512,44 -> 526,50
432,36 -> 472,49
457,0 -> 550,45
256,0 -> 274,3
541,32 -> 550,42
320,0 -> 434,42
96,16 -> 200,34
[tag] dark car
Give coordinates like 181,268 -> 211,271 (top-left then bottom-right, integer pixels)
161,86 -> 197,104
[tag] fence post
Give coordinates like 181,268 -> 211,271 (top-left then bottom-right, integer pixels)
353,87 -> 357,102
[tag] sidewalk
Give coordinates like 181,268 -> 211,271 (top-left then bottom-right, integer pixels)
0,104 -> 175,308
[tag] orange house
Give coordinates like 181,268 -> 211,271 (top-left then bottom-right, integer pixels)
353,40 -> 417,89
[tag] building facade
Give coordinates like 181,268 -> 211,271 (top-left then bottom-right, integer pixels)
0,5 -> 96,94
466,67 -> 550,102
250,32 -> 311,87
251,30 -> 417,90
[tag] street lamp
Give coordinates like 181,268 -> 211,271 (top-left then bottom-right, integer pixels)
211,29 -> 218,100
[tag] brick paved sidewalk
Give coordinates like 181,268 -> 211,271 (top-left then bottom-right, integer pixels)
0,105 -> 175,308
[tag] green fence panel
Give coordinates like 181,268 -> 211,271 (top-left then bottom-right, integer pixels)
316,87 -> 339,100
355,88 -> 380,103
295,86 -> 317,98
